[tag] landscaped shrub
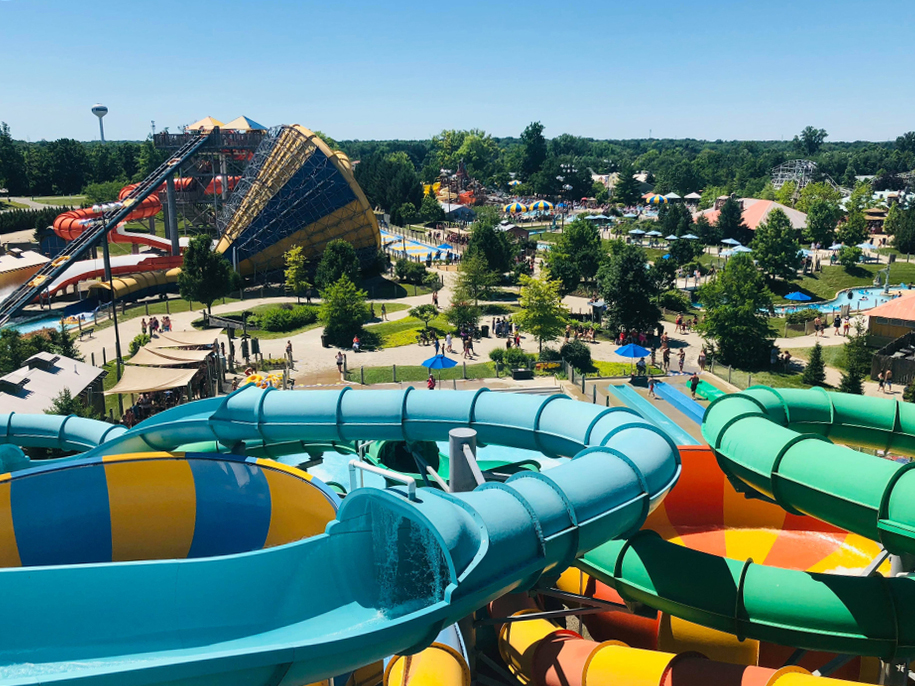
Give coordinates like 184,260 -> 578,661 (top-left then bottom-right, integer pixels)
659,290 -> 692,312
129,333 -> 151,356
538,347 -> 562,362
488,348 -> 504,364
395,259 -> 428,285
258,305 -> 319,332
560,339 -> 592,372
785,308 -> 821,324
503,347 -> 533,369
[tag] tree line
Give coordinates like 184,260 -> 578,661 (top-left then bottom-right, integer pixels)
0,122 -> 167,196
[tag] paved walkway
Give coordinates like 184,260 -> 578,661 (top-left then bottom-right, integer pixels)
6,197 -> 71,210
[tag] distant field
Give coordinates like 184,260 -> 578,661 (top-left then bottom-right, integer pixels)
0,199 -> 29,210
32,195 -> 86,206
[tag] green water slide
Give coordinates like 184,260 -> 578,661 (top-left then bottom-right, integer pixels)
579,387 -> 915,659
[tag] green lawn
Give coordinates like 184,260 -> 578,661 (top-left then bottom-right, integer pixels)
366,312 -> 452,348
711,366 -> 816,391
593,361 -> 663,376
364,277 -> 432,300
787,344 -> 847,370
345,362 -> 498,385
31,195 -> 86,206
0,199 -> 29,210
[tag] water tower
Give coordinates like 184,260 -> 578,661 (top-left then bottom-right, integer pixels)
91,103 -> 108,142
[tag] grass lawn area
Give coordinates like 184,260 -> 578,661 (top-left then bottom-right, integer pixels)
593,361 -> 663,376
366,313 -> 452,348
364,276 -> 432,300
0,199 -> 30,210
31,195 -> 86,206
787,344 -> 847,370
346,362 -> 498,385
89,295 -> 243,334
711,366 -> 819,391
768,262 -> 915,303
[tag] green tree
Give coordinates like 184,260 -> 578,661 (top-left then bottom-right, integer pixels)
838,246 -> 862,270
315,239 -> 361,290
420,194 -> 445,224
467,215 -> 515,273
774,180 -> 797,207
519,122 -> 547,180
837,210 -> 868,246
454,252 -> 498,305
514,274 -> 567,352
445,301 -> 481,331
47,138 -> 89,194
884,203 -> 903,236
83,180 -> 124,204
177,235 -> 240,314
696,253 -> 773,367
597,243 -> 660,333
750,208 -> 802,280
319,276 -> 370,346
694,214 -> 721,245
543,248 -> 581,296
795,181 -> 842,213
45,388 -> 100,420
284,245 -> 311,303
805,200 -> 840,246
649,256 -> 677,298
897,131 -> 915,154
793,126 -> 828,156
891,205 -> 915,254
612,160 -> 642,205
668,237 -> 700,265
423,271 -> 443,293
903,380 -> 915,403
0,122 -> 27,195
801,342 -> 826,386
409,304 -> 438,332
839,319 -> 870,395
545,218 -> 602,285
716,197 -> 749,243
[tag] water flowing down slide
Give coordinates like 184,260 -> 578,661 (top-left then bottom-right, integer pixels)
0,387 -> 680,686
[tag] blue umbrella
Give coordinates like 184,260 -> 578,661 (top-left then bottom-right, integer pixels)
721,238 -> 742,246
615,343 -> 652,372
422,353 -> 458,385
784,291 -> 812,302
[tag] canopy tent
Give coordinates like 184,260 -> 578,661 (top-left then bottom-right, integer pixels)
186,116 -> 224,131
105,366 -> 198,395
684,192 -> 702,200
222,116 -> 267,131
129,346 -> 213,367
148,330 -> 219,348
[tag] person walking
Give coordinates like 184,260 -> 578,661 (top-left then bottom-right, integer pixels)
813,316 -> 822,338
662,346 -> 671,372
286,341 -> 294,370
678,348 -> 685,373
445,332 -> 453,353
698,348 -> 707,372
647,377 -> 657,399
689,372 -> 700,399
833,315 -> 841,336
141,318 -> 148,336
335,351 -> 344,381
885,368 -> 893,393
426,373 -> 436,390
843,316 -> 850,336
381,303 -> 387,321
878,370 -> 885,393
433,335 -> 440,355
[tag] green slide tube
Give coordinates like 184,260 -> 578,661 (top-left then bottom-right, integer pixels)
578,387 -> 915,659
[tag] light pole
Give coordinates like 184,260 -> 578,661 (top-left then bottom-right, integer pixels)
98,208 -> 124,416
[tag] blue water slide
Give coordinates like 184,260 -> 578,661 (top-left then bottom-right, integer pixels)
653,381 -> 706,425
606,384 -> 699,445
0,387 -> 680,686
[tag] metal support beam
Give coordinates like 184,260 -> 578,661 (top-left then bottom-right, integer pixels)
476,606 -> 609,627
449,428 -> 483,492
166,175 -> 179,256
535,587 -> 629,612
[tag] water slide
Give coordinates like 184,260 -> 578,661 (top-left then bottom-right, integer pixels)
0,386 -> 681,686
576,388 -> 915,663
606,384 -> 699,445
653,380 -> 705,424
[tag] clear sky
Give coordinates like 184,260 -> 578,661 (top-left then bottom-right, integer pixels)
1,0 -> 912,143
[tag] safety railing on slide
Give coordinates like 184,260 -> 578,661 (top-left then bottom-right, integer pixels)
0,133 -> 213,327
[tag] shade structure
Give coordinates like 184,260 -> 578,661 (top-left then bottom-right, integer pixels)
784,292 -> 812,302
528,200 -> 553,211
593,214 -> 610,220
128,346 -> 212,367
422,353 -> 458,370
508,180 -> 522,187
214,125 -> 380,275
104,365 -> 198,395
665,234 -> 679,240
615,343 -> 651,359
147,330 -> 220,348
828,243 -> 843,251
857,242 -> 877,250
645,230 -> 662,237
721,238 -> 742,246
222,116 -> 267,131
186,116 -> 224,131
646,195 -> 668,205
628,228 -> 646,235
503,202 -> 527,213
733,245 -> 753,252
681,233 -> 700,240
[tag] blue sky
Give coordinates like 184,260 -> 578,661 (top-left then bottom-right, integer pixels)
1,0 -> 913,143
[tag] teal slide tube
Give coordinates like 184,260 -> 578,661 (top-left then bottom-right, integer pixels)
0,387 -> 680,686
578,387 -> 915,660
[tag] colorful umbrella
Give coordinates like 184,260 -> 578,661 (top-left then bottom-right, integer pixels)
615,343 -> 652,372
646,195 -> 668,205
503,202 -> 527,213
784,292 -> 812,302
645,230 -> 662,237
421,353 -> 458,384
529,200 -> 554,211
721,238 -> 742,246
681,233 -> 700,240
665,234 -> 679,240
508,180 -> 522,187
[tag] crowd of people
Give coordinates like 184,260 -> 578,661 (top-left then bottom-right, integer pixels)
140,316 -> 172,336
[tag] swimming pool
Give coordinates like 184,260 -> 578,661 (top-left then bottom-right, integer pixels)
774,286 -> 907,314
8,314 -> 84,334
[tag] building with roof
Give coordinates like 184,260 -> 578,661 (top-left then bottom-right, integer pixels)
0,248 -> 49,292
0,352 -> 106,415
866,292 -> 915,341
439,202 -> 475,222
694,197 -> 807,231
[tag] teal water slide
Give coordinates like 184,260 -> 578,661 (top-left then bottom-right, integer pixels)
578,387 -> 915,659
606,384 -> 699,445
0,386 -> 680,686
